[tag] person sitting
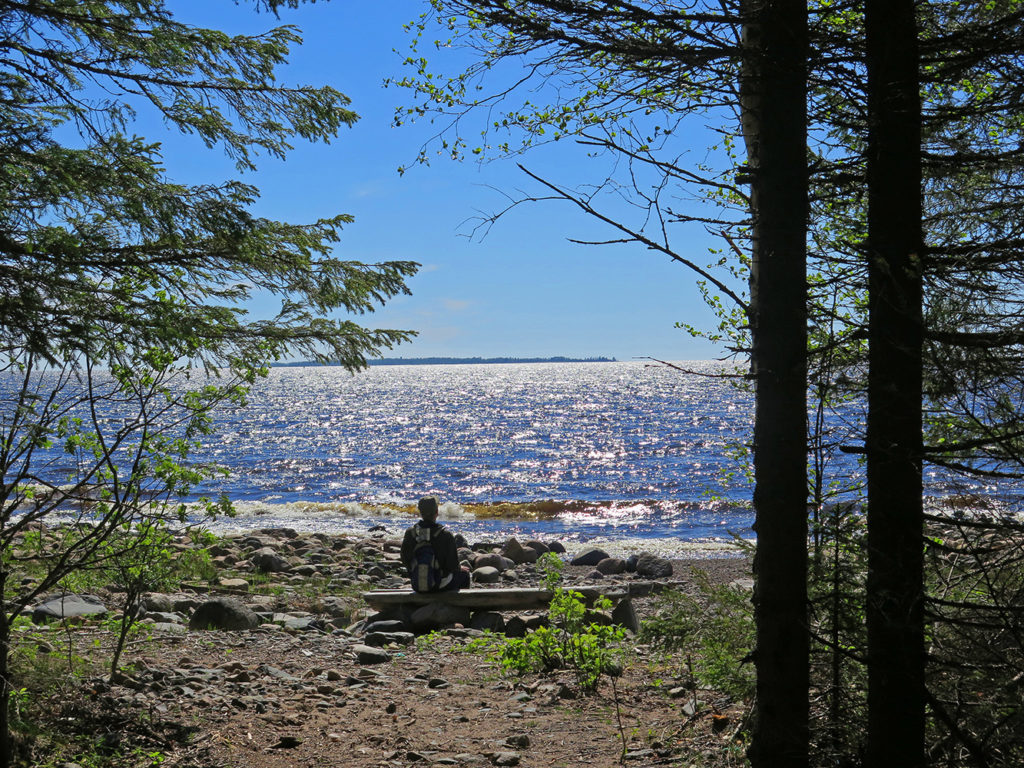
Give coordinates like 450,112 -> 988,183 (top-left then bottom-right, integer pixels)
401,496 -> 470,592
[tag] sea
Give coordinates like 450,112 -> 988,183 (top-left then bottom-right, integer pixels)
15,360 -> 1011,558
196,360 -> 755,557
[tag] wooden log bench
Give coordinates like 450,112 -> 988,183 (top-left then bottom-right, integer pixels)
361,583 -> 660,612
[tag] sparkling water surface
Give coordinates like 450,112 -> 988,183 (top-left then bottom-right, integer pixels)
197,361 -> 755,554
13,360 -> 1012,556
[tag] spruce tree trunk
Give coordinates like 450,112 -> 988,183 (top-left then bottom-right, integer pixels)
0,577 -> 11,768
864,1 -> 925,766
741,1 -> 809,766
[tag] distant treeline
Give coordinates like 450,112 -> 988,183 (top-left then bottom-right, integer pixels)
275,356 -> 617,367
369,356 -> 618,365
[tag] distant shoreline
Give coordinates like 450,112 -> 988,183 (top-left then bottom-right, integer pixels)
276,356 -> 619,367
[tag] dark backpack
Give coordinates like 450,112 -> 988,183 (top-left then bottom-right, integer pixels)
409,525 -> 443,592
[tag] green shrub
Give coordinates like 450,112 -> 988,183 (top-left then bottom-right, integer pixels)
640,571 -> 754,701
489,579 -> 626,691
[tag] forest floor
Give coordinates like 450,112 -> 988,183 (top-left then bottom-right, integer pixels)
13,534 -> 752,768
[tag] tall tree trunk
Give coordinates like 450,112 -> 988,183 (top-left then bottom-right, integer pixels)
742,1 -> 810,766
0,571 -> 11,768
864,1 -> 925,766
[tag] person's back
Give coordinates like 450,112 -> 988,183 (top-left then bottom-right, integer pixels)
401,497 -> 469,592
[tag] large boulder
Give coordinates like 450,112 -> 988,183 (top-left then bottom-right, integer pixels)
32,594 -> 107,624
570,548 -> 611,567
188,597 -> 261,631
501,538 -> 539,565
635,552 -> 674,579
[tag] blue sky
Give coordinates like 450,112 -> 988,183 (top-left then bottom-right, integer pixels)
160,1 -> 737,361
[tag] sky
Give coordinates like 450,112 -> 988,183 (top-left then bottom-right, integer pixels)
156,0 -> 738,362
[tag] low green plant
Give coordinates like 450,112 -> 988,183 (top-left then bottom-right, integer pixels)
538,551 -> 565,591
640,571 -> 754,701
487,559 -> 626,691
415,629 -> 448,651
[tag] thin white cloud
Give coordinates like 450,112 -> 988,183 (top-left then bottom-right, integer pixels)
442,298 -> 471,312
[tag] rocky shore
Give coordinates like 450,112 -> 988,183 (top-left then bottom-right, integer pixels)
19,526 -> 751,768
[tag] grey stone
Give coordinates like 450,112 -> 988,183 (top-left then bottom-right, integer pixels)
261,665 -> 301,682
492,752 -> 521,766
624,554 -> 639,573
470,611 -> 505,633
172,596 -> 202,614
523,540 -> 549,556
472,566 -> 501,584
410,602 -> 472,631
547,541 -> 566,554
142,593 -> 174,613
146,611 -> 184,624
32,594 -> 106,624
364,631 -> 415,647
595,557 -> 626,575
523,615 -> 547,631
250,547 -> 289,573
352,644 -> 391,664
365,619 -> 410,634
501,538 -> 539,565
282,616 -> 318,631
474,553 -> 514,572
611,598 -> 640,633
319,596 -> 354,618
238,535 -> 275,551
504,615 -> 528,638
569,548 -> 610,567
635,552 -> 674,578
188,598 -> 260,631
624,749 -> 656,761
